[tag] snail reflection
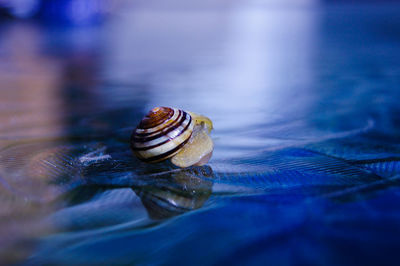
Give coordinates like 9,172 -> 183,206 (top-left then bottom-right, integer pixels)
132,166 -> 214,220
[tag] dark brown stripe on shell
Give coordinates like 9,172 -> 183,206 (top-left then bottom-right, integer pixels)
131,115 -> 192,151
135,110 -> 183,137
139,107 -> 174,129
140,132 -> 192,163
132,111 -> 188,143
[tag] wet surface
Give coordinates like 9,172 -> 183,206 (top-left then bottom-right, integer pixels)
1,1 -> 400,265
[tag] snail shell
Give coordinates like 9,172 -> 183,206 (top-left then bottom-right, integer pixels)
131,107 -> 213,167
131,107 -> 195,163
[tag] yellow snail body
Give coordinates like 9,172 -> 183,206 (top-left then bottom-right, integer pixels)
130,107 -> 214,168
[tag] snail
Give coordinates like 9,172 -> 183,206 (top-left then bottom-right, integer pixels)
130,107 -> 214,168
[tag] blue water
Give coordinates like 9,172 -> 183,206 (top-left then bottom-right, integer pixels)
1,2 -> 400,265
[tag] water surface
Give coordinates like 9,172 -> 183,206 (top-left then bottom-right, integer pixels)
1,2 -> 400,265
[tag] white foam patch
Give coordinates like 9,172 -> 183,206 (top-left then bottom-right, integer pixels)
79,148 -> 112,164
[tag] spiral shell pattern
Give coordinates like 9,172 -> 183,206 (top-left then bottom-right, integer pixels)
131,107 -> 194,163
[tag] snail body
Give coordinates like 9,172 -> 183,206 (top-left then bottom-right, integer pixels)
131,107 -> 214,168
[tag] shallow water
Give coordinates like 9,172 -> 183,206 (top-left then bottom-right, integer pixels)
1,2 -> 400,265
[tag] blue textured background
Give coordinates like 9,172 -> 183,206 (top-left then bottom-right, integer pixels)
0,1 -> 400,265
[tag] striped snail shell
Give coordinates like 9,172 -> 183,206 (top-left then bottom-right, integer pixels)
131,107 -> 214,168
131,107 -> 195,163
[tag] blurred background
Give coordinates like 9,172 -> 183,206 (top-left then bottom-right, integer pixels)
1,0 -> 400,265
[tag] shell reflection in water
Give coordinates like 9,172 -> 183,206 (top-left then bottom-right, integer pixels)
133,166 -> 214,220
131,107 -> 214,168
